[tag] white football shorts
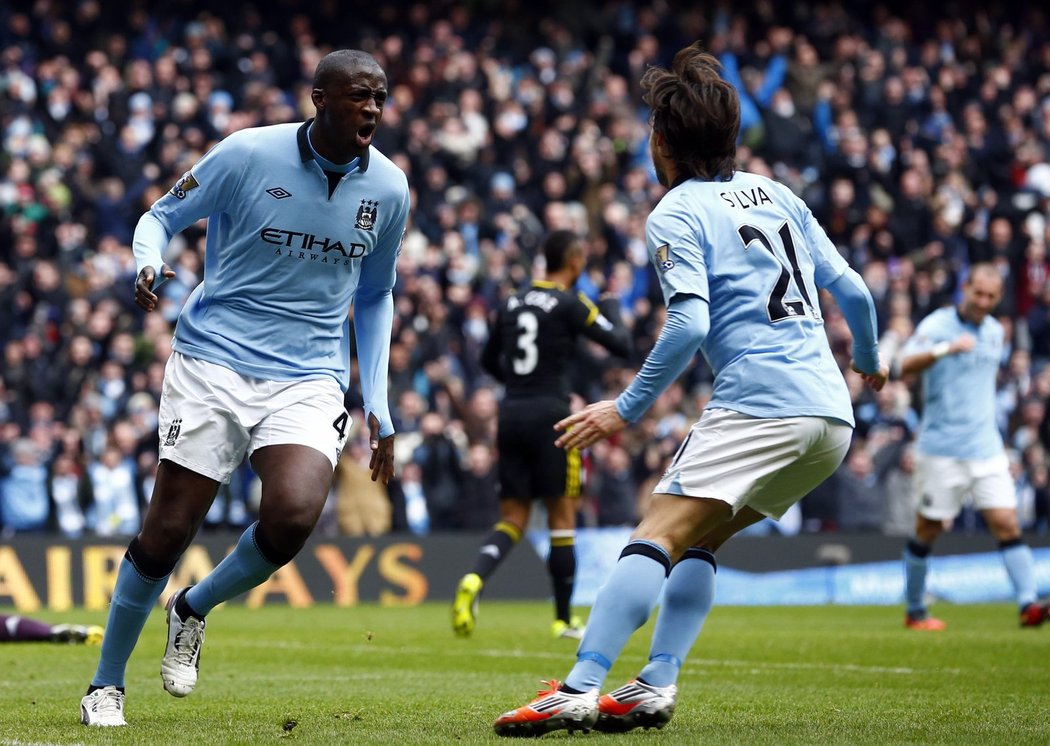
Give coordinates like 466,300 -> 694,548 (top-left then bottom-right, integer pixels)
654,407 -> 853,519
913,451 -> 1015,521
157,352 -> 349,483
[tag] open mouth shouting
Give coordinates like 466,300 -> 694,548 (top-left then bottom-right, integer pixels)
356,123 -> 376,149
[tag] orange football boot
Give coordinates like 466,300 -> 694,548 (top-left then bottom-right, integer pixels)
494,680 -> 598,737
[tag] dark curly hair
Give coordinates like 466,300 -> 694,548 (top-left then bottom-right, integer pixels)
641,43 -> 740,182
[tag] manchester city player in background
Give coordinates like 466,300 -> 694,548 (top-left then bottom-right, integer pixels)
494,43 -> 887,737
899,264 -> 1049,631
79,50 -> 409,727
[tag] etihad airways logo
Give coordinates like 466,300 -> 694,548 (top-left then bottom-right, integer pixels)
260,227 -> 367,258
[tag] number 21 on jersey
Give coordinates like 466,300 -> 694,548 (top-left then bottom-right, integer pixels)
737,222 -> 820,324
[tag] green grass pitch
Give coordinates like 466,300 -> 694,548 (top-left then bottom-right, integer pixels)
1,601 -> 1047,744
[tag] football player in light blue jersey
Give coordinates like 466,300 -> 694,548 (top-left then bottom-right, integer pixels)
80,50 -> 409,728
898,264 -> 1048,631
494,44 -> 887,738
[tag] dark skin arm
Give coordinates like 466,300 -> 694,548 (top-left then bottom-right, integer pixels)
479,312 -> 505,382
367,412 -> 395,484
134,264 -> 176,312
579,295 -> 632,358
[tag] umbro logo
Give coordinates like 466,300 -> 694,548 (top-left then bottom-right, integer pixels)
266,187 -> 292,200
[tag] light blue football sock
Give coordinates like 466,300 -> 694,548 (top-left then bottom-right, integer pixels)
639,548 -> 716,688
1000,540 -> 1037,608
185,522 -> 280,616
903,540 -> 931,617
92,557 -> 170,688
564,541 -> 670,692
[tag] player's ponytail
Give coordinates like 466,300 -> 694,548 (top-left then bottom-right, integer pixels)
641,42 -> 739,182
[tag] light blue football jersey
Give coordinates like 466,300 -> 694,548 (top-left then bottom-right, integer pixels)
902,307 -> 1004,459
133,121 -> 409,434
645,171 -> 855,425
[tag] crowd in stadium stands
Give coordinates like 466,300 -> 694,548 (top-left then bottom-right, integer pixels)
1,0 -> 1048,539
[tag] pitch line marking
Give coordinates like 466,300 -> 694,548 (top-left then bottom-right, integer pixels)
225,639 -> 956,675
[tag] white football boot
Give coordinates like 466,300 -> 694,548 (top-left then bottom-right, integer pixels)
80,686 -> 127,727
161,587 -> 206,697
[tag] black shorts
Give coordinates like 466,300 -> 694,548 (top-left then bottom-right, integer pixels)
497,398 -> 582,501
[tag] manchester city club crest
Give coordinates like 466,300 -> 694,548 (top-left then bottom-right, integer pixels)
163,418 -> 183,447
355,199 -> 379,230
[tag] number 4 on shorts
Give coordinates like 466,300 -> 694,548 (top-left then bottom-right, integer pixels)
332,411 -> 349,439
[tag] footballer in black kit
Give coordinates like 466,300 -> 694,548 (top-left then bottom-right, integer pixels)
453,230 -> 631,639
484,280 -> 630,499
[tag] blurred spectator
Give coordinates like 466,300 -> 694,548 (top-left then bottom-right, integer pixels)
398,462 -> 429,535
1030,460 -> 1050,533
47,452 -> 89,538
1011,448 -> 1039,531
829,445 -> 887,533
199,461 -> 252,532
1,0 -> 1049,538
411,412 -> 464,531
85,444 -> 139,536
854,380 -> 919,441
591,443 -> 638,527
457,443 -> 499,530
334,435 -> 393,537
0,439 -> 50,534
881,443 -> 918,537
